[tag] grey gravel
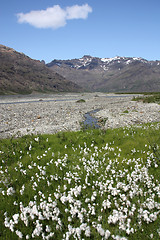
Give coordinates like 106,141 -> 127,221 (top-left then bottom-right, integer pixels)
0,93 -> 160,138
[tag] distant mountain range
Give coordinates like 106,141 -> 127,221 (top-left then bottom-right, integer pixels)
47,55 -> 160,92
0,45 -> 81,95
1,44 -> 160,94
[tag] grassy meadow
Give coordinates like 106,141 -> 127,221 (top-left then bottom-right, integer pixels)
0,123 -> 160,239
132,92 -> 160,104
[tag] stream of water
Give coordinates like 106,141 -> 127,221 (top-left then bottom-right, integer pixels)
83,109 -> 100,129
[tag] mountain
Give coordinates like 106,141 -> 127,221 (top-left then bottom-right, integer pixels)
0,45 -> 81,95
47,55 -> 160,92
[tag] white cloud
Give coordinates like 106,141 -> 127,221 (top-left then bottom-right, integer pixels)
66,4 -> 92,20
17,4 -> 92,29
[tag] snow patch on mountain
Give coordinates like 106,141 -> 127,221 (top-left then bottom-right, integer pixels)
101,56 -> 122,63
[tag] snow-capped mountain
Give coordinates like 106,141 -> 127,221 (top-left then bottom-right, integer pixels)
47,55 -> 160,92
47,55 -> 159,71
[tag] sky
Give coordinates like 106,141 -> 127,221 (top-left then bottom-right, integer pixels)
1,0 -> 160,63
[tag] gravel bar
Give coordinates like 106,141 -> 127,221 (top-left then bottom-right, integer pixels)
0,93 -> 160,138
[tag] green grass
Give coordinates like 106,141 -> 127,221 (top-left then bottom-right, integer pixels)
122,110 -> 129,114
0,123 -> 160,239
76,99 -> 86,103
132,92 -> 160,104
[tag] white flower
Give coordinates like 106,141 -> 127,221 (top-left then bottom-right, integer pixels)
20,185 -> 25,195
97,224 -> 105,236
76,227 -> 81,236
98,215 -> 102,221
13,214 -> 19,224
85,226 -> 91,237
34,137 -> 39,142
46,225 -> 51,232
85,198 -> 90,203
13,201 -> 18,206
7,187 -> 15,196
102,199 -> 111,209
105,230 -> 111,239
15,230 -> 23,238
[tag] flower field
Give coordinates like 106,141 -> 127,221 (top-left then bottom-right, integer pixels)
0,123 -> 160,239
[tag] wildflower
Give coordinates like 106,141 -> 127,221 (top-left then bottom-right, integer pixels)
150,233 -> 153,238
13,213 -> 19,224
7,187 -> 15,196
20,185 -> 25,195
28,165 -> 32,169
102,199 -> 111,209
97,224 -> 105,236
32,220 -> 43,237
15,230 -> 23,239
34,137 -> 39,142
46,225 -> 51,232
13,201 -> 18,206
85,226 -> 91,237
105,230 -> 111,239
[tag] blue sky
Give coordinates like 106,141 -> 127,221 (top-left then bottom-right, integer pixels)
1,0 -> 160,63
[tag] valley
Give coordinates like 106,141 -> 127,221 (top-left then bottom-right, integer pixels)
1,92 -> 160,138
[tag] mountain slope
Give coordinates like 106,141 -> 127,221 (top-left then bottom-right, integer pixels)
0,45 -> 81,94
47,55 -> 160,92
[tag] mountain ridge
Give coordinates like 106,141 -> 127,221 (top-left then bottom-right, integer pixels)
0,45 -> 81,95
47,55 -> 160,92
1,43 -> 160,94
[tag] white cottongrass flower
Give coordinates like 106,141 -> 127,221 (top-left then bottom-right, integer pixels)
13,213 -> 19,224
85,226 -> 91,237
32,220 -> 43,237
105,230 -> 111,239
7,187 -> 15,196
97,224 -> 105,236
102,199 -> 111,209
34,137 -> 39,142
20,185 -> 25,195
46,225 -> 51,232
2,140 -> 160,239
15,230 -> 23,238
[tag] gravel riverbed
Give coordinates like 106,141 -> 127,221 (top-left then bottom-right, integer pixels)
0,93 -> 160,138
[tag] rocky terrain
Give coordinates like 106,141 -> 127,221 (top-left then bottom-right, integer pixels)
1,44 -> 160,94
0,45 -> 81,95
0,93 -> 160,138
47,55 -> 160,92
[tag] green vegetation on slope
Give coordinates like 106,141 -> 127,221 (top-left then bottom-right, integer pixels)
0,123 -> 160,239
132,92 -> 160,104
